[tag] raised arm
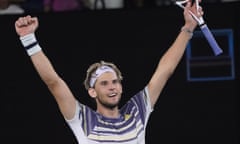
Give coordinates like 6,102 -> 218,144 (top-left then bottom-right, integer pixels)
15,15 -> 77,120
147,1 -> 203,107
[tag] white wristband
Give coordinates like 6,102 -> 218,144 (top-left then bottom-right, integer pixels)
20,33 -> 42,56
26,44 -> 42,56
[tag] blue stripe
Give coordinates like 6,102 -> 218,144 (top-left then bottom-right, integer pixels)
25,41 -> 38,50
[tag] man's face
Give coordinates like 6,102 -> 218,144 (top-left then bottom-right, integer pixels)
94,72 -> 122,109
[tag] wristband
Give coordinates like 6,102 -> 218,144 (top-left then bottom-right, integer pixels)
20,33 -> 42,56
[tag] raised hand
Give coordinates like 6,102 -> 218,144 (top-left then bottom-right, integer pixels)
15,15 -> 39,37
182,0 -> 204,31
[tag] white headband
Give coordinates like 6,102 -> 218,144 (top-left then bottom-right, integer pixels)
89,66 -> 115,88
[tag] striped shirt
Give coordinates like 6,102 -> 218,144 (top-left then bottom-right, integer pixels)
66,86 -> 153,144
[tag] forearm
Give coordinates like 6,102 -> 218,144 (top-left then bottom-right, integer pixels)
148,26 -> 193,107
20,33 -> 60,86
159,26 -> 193,74
30,51 -> 61,86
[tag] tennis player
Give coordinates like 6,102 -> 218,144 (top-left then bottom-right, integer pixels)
14,1 -> 203,143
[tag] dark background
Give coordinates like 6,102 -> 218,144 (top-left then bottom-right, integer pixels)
1,2 -> 239,144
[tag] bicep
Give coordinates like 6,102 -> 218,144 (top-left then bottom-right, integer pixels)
147,70 -> 170,108
48,78 -> 77,120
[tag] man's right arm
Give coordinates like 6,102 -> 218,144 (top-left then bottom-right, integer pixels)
15,15 -> 77,120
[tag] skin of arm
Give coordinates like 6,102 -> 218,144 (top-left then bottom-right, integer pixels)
147,0 -> 203,108
15,16 -> 76,120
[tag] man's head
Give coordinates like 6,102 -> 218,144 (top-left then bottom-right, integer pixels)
84,61 -> 123,110
84,60 -> 123,90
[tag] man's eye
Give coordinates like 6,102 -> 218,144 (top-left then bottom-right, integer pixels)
113,79 -> 119,84
101,81 -> 108,86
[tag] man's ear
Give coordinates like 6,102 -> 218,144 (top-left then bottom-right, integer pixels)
88,88 -> 97,98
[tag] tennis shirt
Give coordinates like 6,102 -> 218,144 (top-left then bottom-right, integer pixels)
66,86 -> 153,144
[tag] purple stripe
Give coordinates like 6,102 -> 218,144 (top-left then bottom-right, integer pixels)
79,88 -> 147,142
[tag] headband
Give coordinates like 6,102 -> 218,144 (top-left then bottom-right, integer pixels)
89,66 -> 115,88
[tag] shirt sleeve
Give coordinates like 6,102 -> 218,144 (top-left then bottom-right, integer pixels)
65,101 -> 89,143
123,86 -> 153,128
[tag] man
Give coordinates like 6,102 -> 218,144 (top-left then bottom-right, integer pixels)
14,1 -> 203,143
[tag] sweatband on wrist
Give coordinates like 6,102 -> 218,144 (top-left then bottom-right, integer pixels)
20,33 -> 42,56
